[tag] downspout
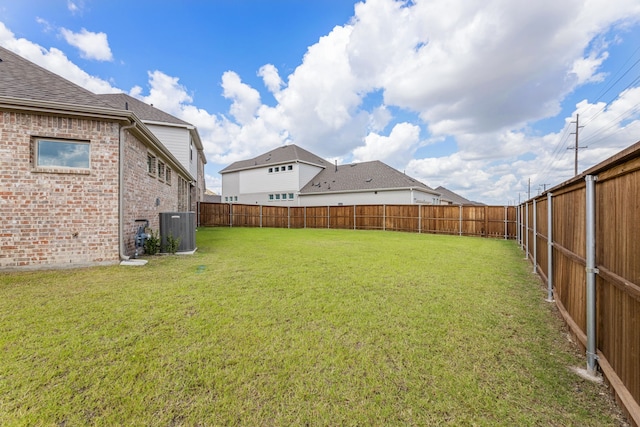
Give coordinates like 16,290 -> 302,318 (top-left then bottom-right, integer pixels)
119,121 -> 137,261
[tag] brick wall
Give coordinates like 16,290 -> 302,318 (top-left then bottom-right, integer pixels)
0,110 -> 188,269
121,130 -> 183,256
0,111 -> 120,269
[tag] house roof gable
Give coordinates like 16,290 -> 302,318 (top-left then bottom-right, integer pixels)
434,186 -> 485,205
220,144 -> 329,173
299,160 -> 436,194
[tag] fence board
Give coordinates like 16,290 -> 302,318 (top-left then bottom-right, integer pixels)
199,203 -> 517,239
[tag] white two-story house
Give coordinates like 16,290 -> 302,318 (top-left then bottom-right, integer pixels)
220,144 -> 442,206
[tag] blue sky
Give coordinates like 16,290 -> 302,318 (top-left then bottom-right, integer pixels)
1,0 -> 639,204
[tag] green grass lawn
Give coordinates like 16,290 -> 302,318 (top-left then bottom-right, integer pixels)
0,227 -> 625,426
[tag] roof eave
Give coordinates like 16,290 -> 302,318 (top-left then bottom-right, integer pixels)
220,159 -> 326,174
299,186 -> 440,196
0,96 -> 131,121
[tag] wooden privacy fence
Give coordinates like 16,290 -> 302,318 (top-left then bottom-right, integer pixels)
199,203 -> 517,238
518,140 -> 640,426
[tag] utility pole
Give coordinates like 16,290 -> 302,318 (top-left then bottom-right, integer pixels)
527,178 -> 531,200
538,183 -> 551,194
568,114 -> 586,176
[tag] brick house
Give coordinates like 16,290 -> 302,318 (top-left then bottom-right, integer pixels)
0,46 -> 205,270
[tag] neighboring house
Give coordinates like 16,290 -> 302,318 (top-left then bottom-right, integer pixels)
435,186 -> 485,206
0,46 -> 204,270
203,189 -> 222,203
220,144 -> 330,205
100,94 -> 206,211
219,144 -> 441,206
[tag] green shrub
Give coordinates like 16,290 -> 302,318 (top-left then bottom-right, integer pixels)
163,233 -> 181,254
143,229 -> 161,255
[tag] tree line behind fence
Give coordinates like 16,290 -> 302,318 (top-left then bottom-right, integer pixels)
198,203 -> 517,239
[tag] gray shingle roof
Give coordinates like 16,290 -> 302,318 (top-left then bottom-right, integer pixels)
435,186 -> 484,205
0,46 -> 113,108
220,144 -> 329,173
300,160 -> 436,194
99,93 -> 191,126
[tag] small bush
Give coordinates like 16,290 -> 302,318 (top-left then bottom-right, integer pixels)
164,233 -> 181,254
143,229 -> 161,255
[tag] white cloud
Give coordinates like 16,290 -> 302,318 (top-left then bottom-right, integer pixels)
221,71 -> 262,125
67,0 -> 84,15
353,122 -> 421,167
60,27 -> 113,61
137,70 -> 192,115
258,64 -> 283,94
35,17 -> 54,33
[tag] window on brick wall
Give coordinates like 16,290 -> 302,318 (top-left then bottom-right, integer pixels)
165,168 -> 172,185
147,154 -> 157,175
178,177 -> 189,212
34,138 -> 90,169
158,161 -> 165,182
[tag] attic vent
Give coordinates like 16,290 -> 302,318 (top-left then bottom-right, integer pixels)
365,178 -> 372,182
0,58 -> 3,62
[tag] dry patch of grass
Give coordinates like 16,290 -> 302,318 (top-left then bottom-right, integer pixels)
0,227 -> 626,425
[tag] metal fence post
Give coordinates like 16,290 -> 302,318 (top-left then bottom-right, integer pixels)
504,206 -> 508,239
516,205 -> 521,247
383,205 -> 386,231
229,203 -> 233,227
459,205 -> 462,236
532,199 -> 537,273
585,175 -> 598,374
327,206 -> 330,229
354,205 -> 356,230
546,193 -> 554,302
288,206 -> 290,229
304,206 -> 307,229
525,202 -> 529,260
260,205 -> 263,228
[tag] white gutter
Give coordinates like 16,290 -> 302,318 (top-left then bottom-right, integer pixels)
119,121 -> 137,261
